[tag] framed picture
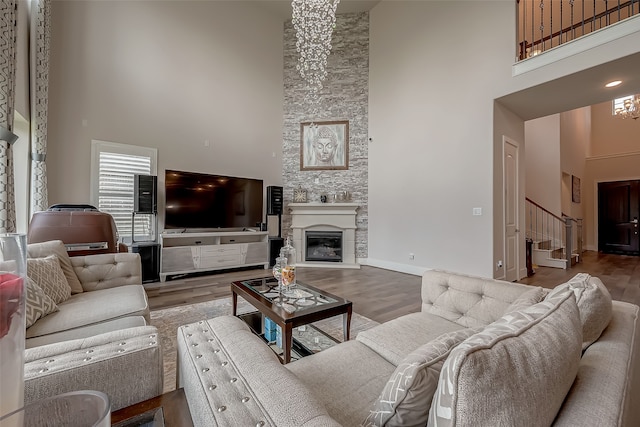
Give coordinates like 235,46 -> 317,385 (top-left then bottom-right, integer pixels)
300,120 -> 349,171
572,175 -> 581,203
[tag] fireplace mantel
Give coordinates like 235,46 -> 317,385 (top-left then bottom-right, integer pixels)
289,203 -> 359,269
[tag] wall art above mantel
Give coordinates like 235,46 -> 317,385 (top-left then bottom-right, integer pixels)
300,120 -> 349,171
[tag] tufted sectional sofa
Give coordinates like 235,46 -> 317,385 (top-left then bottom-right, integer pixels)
23,245 -> 163,411
176,269 -> 640,426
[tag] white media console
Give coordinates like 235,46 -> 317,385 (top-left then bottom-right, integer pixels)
159,230 -> 269,282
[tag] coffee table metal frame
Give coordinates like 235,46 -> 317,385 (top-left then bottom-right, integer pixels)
231,278 -> 352,364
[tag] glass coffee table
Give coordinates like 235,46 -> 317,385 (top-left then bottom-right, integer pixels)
231,277 -> 352,364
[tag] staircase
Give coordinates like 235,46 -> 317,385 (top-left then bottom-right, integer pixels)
526,198 -> 583,270
532,239 -> 579,269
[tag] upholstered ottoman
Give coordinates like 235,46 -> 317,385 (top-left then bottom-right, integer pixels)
176,316 -> 339,427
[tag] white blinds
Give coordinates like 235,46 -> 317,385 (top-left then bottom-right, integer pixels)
98,151 -> 151,239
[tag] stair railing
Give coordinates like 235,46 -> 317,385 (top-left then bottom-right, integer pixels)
525,197 -> 583,268
563,215 -> 583,263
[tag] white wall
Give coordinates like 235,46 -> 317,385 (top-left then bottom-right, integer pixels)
522,108 -> 588,259
525,114 -> 561,216
560,107 -> 589,219
369,1 -> 517,277
369,1 -> 640,278
36,0 -> 640,276
523,103 -> 634,253
590,100 -> 640,157
46,1 -> 284,224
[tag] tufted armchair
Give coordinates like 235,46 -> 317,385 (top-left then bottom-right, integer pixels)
23,242 -> 163,411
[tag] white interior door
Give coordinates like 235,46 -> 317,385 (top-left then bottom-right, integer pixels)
503,137 -> 520,282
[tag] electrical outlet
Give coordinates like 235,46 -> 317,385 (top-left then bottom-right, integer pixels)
409,253 -> 415,260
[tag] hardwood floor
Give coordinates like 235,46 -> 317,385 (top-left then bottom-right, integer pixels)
145,250 -> 640,323
145,265 -> 422,323
519,250 -> 640,306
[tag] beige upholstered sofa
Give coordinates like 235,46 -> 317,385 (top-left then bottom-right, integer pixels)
176,270 -> 640,427
22,241 -> 163,411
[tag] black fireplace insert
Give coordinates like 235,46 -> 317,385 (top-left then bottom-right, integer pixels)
305,231 -> 343,262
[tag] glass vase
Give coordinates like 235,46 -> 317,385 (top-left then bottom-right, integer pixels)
272,256 -> 286,290
0,234 -> 27,424
280,236 -> 296,289
272,256 -> 287,306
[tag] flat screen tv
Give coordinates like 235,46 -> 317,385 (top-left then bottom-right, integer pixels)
164,169 -> 263,230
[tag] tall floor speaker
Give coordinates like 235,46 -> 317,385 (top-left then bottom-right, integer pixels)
134,175 -> 157,214
269,237 -> 284,267
131,243 -> 160,283
267,186 -> 283,215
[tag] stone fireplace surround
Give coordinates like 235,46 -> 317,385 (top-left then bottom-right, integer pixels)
289,203 -> 359,269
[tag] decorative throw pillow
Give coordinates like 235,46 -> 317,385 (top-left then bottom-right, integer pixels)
26,255 -> 72,304
362,328 -> 480,427
25,277 -> 59,328
27,240 -> 83,294
504,286 -> 546,314
428,289 -> 582,427
546,273 -> 612,349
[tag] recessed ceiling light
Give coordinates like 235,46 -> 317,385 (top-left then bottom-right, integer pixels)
606,80 -> 622,88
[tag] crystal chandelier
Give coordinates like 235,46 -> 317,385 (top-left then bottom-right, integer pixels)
614,95 -> 640,120
291,0 -> 340,106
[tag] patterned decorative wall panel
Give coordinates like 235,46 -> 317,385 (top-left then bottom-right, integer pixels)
282,12 -> 369,258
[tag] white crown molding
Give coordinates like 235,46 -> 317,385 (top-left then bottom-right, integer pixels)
586,150 -> 640,161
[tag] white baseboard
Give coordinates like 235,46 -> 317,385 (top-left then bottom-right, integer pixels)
362,258 -> 428,276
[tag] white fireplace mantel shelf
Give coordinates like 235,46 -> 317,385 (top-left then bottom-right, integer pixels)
288,202 -> 359,269
288,202 -> 359,212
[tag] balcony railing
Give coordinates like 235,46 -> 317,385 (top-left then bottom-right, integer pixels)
517,0 -> 640,60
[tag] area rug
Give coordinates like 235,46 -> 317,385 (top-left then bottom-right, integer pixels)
150,297 -> 379,393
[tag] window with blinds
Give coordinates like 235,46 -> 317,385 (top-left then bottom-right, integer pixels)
613,95 -> 634,115
90,141 -> 157,242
